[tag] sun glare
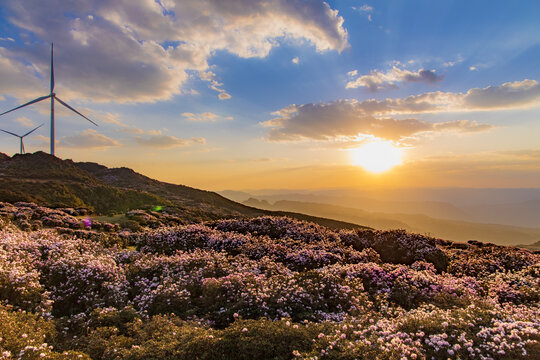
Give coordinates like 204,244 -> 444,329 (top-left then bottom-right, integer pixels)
350,140 -> 403,173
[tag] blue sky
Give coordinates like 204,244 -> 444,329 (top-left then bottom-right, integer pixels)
0,0 -> 539,190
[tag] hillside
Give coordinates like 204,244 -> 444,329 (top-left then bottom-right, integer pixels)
0,152 -> 364,230
243,198 -> 540,246
0,205 -> 538,359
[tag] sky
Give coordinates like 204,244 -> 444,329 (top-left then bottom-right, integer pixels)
0,0 -> 539,191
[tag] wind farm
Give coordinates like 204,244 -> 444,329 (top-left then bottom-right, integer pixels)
0,44 -> 97,156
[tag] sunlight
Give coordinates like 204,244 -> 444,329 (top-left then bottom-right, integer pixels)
350,139 -> 403,173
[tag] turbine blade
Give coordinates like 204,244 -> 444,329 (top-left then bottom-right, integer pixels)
21,139 -> 25,154
54,96 -> 98,126
22,123 -> 44,137
50,43 -> 54,93
0,128 -> 20,137
0,95 -> 51,117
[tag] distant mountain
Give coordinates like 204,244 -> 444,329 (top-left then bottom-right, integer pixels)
223,188 -> 540,229
243,198 -> 540,246
516,240 -> 540,251
0,152 -> 365,230
465,200 -> 540,228
241,192 -> 470,221
219,190 -> 254,203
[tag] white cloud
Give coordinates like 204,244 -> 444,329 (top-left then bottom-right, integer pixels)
199,70 -> 233,100
346,65 -> 443,91
134,134 -> 206,148
57,129 -> 120,149
358,4 -> 373,12
15,117 -> 35,127
218,92 -> 232,100
182,112 -> 221,122
353,4 -> 373,21
1,0 -> 348,103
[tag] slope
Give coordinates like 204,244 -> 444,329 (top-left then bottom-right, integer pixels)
0,152 -> 364,229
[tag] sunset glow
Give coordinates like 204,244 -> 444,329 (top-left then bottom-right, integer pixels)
0,1 -> 538,190
350,140 -> 403,173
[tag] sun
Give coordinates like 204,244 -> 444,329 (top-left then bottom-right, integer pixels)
350,139 -> 403,173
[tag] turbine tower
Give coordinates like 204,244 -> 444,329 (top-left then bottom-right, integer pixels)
0,124 -> 44,154
0,43 -> 97,156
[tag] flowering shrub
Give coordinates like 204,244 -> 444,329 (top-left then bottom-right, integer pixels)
447,243 -> 538,277
341,228 -> 449,272
0,232 -> 45,311
38,237 -> 129,316
0,228 -> 128,316
0,213 -> 538,359
0,304 -> 90,359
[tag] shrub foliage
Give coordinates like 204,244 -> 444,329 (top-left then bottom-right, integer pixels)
0,212 -> 538,359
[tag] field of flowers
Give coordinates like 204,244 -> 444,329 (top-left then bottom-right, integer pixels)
0,202 -> 539,359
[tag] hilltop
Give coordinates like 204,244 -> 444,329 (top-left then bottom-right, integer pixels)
0,152 -> 364,229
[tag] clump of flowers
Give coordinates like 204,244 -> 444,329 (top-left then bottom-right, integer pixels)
0,211 -> 538,359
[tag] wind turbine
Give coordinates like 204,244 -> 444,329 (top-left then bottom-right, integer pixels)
0,124 -> 44,154
0,43 -> 97,156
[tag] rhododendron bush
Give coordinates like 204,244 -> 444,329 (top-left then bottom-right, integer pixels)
0,212 -> 538,359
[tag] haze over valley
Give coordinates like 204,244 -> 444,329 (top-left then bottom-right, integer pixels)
221,188 -> 540,247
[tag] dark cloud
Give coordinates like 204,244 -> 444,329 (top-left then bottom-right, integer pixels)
346,66 -> 443,91
404,69 -> 443,83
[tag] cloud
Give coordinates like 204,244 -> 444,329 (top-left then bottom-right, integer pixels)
346,65 -> 443,91
263,100 -> 494,142
263,79 -> 540,143
262,78 -> 540,143
353,4 -> 373,21
462,79 -> 540,109
218,92 -> 232,100
135,134 -> 206,148
1,0 -> 348,103
498,149 -> 540,160
57,129 -> 120,149
15,117 -> 35,127
0,48 -> 47,101
182,112 -> 231,122
199,70 -> 233,100
351,79 -> 540,115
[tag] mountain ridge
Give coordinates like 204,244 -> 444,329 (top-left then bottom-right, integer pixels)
0,152 -> 366,230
